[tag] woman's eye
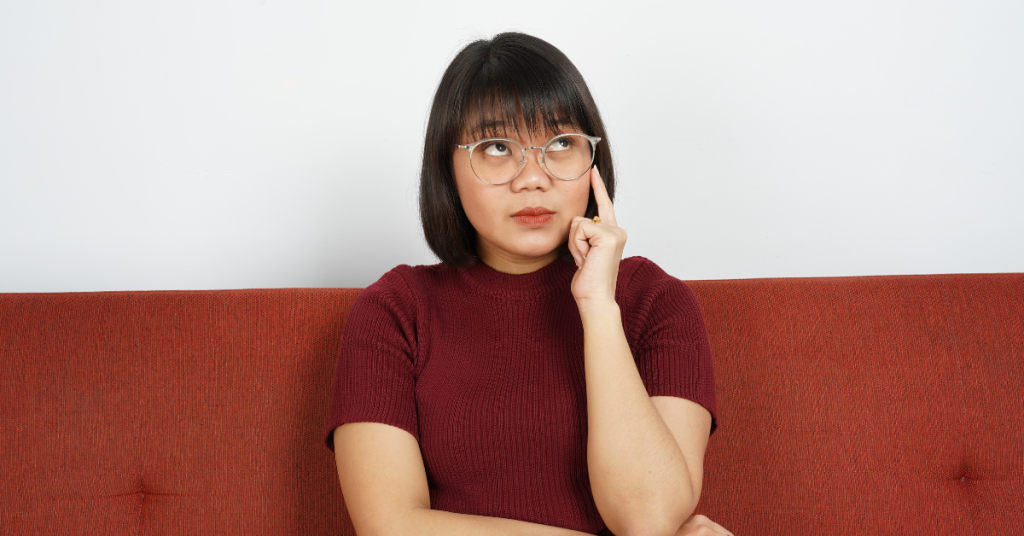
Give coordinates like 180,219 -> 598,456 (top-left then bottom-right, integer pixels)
547,137 -> 572,152
483,142 -> 511,156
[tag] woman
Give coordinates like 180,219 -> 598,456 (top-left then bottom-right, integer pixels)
326,32 -> 730,536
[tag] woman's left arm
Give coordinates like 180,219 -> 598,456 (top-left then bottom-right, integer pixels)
568,168 -> 714,536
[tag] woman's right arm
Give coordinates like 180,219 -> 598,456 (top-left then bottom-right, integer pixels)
333,421 -> 592,536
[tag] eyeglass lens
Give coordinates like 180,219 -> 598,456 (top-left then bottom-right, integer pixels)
470,134 -> 594,184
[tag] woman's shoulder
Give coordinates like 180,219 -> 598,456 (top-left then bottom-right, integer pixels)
361,262 -> 457,302
616,256 -> 701,315
346,263 -> 454,330
617,256 -> 686,293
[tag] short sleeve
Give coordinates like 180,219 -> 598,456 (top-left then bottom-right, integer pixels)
619,258 -> 718,433
325,271 -> 420,450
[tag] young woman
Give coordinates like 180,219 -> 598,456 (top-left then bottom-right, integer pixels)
326,32 -> 731,536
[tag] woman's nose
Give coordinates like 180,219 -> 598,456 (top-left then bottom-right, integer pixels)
511,148 -> 551,190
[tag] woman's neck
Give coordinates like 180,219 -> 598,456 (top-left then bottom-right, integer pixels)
476,240 -> 560,275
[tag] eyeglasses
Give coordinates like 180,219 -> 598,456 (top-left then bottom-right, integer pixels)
455,133 -> 602,185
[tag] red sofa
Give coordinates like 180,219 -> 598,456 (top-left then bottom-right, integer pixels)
2,273 -> 1022,535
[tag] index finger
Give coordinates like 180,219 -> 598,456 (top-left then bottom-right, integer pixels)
590,166 -> 617,227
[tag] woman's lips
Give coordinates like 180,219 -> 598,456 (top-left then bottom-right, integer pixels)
511,207 -> 554,227
513,214 -> 553,226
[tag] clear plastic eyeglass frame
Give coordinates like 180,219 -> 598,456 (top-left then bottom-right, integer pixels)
455,133 -> 602,185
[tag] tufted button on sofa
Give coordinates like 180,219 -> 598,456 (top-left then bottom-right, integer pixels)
2,273 -> 1021,535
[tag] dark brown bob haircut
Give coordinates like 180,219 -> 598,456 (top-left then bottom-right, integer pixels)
419,32 -> 615,267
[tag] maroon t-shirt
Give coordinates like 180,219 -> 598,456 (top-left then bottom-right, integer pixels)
326,256 -> 716,534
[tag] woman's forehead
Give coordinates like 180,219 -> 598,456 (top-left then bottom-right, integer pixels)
462,113 -> 579,141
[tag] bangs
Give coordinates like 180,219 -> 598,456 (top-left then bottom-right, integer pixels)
460,53 -> 591,141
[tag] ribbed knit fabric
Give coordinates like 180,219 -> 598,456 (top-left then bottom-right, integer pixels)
325,256 -> 716,534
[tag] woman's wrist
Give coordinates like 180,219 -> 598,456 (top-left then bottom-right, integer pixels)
576,296 -> 618,312
576,298 -> 620,327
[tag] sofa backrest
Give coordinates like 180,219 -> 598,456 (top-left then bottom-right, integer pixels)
693,273 -> 1023,534
2,289 -> 358,535
2,274 -> 1022,535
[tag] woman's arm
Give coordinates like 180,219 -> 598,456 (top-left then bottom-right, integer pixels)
581,303 -> 712,536
568,168 -> 713,536
333,422 -> 593,536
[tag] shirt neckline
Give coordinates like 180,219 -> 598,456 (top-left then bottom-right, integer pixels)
458,255 -> 577,299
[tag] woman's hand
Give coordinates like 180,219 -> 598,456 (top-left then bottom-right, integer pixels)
674,514 -> 734,536
568,167 -> 626,306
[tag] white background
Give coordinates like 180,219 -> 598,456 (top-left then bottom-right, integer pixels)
1,0 -> 1021,292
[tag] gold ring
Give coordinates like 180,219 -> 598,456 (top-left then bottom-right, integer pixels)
592,216 -> 601,224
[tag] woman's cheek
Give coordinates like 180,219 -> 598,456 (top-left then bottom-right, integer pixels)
472,191 -> 514,249
573,177 -> 593,216
454,177 -> 489,228
463,197 -> 491,236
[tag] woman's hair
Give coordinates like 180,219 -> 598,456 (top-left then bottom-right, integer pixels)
419,32 -> 615,267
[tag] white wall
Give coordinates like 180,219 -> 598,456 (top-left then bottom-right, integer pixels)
1,0 -> 1021,292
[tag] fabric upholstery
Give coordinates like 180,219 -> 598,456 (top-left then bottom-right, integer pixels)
2,274 -> 1021,535
693,274 -> 1024,534
1,289 -> 358,535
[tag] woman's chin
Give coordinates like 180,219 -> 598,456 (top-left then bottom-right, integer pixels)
480,239 -> 562,264
508,237 -> 566,259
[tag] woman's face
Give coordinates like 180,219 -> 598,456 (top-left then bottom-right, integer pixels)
454,124 -> 592,274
